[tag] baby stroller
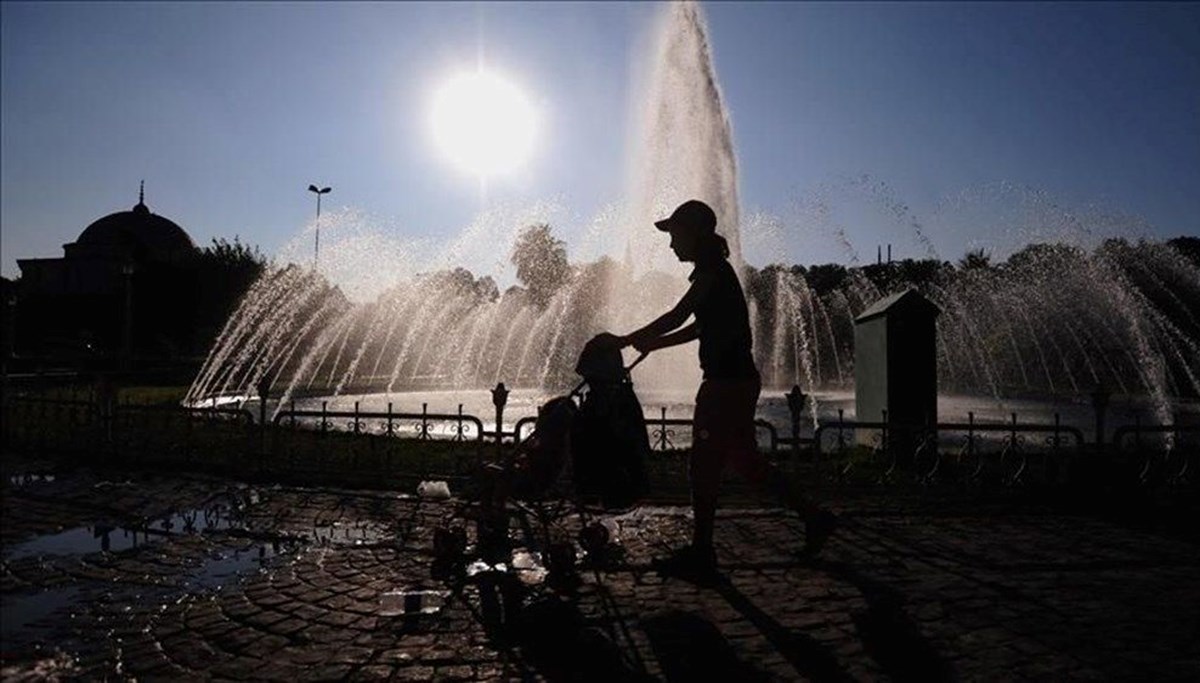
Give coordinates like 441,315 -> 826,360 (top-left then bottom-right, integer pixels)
508,335 -> 651,508
439,339 -> 652,637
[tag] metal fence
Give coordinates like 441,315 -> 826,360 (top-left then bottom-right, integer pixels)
3,392 -> 1194,490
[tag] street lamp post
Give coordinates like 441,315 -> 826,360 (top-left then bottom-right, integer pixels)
308,184 -> 332,270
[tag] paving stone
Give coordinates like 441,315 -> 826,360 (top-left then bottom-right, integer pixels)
4,461 -> 1199,680
392,664 -> 436,681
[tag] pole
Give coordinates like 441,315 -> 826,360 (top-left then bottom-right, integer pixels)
308,185 -> 331,271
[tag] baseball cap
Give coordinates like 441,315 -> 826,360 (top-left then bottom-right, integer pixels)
654,199 -> 717,234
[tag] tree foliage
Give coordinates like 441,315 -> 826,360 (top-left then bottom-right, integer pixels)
958,248 -> 992,271
191,236 -> 269,352
511,223 -> 570,308
1168,236 -> 1200,268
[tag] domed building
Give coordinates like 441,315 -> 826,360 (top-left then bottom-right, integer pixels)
16,183 -> 201,362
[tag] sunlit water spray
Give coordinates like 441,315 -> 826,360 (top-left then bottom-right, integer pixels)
186,3 -> 1200,437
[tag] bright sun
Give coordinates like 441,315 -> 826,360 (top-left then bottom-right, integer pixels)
431,70 -> 537,179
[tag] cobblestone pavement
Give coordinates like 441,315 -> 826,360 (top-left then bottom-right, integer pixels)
2,460 -> 1198,681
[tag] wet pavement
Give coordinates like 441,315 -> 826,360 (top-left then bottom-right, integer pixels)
2,460 -> 1199,681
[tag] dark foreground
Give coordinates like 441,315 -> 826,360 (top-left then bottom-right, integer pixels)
2,457 -> 1199,682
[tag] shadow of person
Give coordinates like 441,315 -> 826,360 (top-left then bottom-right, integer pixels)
705,579 -> 855,683
641,609 -> 773,682
815,559 -> 954,682
510,596 -> 650,682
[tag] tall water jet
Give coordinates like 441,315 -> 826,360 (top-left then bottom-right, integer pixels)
606,0 -> 745,391
624,1 -> 742,272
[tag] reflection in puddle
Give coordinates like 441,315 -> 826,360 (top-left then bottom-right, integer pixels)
153,505 -> 236,534
4,526 -> 164,560
3,505 -> 240,560
184,541 -> 291,592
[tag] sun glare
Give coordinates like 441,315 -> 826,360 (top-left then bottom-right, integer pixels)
431,70 -> 537,179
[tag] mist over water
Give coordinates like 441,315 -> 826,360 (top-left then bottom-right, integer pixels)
186,2 -> 1200,430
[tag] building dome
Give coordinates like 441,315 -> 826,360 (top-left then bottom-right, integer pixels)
76,197 -> 196,260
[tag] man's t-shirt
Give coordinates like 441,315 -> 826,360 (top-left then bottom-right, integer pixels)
689,258 -> 759,381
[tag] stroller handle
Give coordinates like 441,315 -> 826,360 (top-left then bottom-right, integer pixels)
626,351 -> 650,373
568,350 -> 651,399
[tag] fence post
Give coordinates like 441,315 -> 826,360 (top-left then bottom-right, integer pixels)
492,383 -> 509,458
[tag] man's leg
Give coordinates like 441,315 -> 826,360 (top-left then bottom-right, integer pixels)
689,435 -> 723,551
729,450 -> 836,555
728,447 -> 819,517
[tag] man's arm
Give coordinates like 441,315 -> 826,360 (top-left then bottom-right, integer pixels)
619,273 -> 710,347
636,322 -> 699,353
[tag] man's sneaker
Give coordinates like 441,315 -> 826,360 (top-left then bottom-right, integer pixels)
801,510 -> 838,559
651,544 -> 718,584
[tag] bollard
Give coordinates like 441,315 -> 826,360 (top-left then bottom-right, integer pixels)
256,375 -> 270,468
1091,385 -> 1111,453
786,385 -> 806,455
256,376 -> 270,430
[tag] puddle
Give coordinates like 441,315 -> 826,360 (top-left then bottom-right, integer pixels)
7,473 -> 57,487
151,505 -> 237,534
0,585 -> 84,649
4,526 -> 166,561
4,504 -> 241,561
183,541 -> 291,592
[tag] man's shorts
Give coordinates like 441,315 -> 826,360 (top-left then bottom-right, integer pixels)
692,376 -> 762,458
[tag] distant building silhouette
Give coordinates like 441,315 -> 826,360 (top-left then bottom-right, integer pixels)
15,183 -> 200,364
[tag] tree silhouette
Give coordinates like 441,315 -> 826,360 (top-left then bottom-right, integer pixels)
958,247 -> 992,271
511,223 -> 570,308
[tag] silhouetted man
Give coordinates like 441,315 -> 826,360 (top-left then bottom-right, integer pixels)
608,199 -> 836,578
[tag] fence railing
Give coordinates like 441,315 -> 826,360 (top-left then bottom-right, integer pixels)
1111,422 -> 1198,486
271,400 -> 486,452
813,411 -> 1088,486
4,393 -> 1193,490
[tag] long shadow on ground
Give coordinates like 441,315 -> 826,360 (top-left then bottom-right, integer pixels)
815,558 -> 954,682
708,577 -> 854,682
641,609 -> 773,682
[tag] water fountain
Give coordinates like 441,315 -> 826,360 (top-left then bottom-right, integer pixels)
185,2 -> 1200,438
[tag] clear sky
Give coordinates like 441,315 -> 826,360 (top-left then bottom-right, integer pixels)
3,1 -> 1197,281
